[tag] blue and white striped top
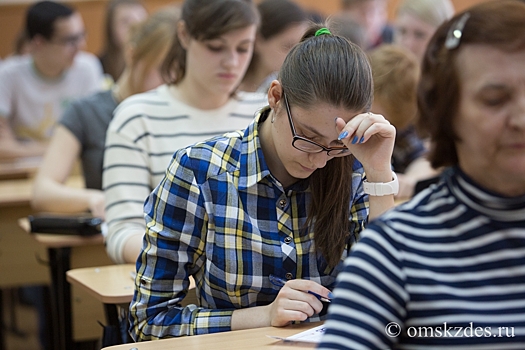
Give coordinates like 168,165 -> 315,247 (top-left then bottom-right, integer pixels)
319,167 -> 525,349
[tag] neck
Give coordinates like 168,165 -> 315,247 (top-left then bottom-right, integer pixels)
241,65 -> 272,93
114,69 -> 133,102
258,109 -> 295,188
175,78 -> 231,110
33,55 -> 66,79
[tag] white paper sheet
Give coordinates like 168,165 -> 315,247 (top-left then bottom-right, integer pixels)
267,324 -> 326,343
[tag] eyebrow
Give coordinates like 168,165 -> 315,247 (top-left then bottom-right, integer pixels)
208,37 -> 254,45
295,119 -> 336,142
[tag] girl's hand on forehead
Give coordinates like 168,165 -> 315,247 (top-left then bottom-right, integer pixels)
335,112 -> 396,175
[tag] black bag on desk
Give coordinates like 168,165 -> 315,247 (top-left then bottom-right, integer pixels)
28,215 -> 102,236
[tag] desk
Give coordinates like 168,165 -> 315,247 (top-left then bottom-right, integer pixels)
21,219 -> 113,350
0,156 -> 41,180
66,264 -> 197,344
102,322 -> 322,350
7,173 -> 111,350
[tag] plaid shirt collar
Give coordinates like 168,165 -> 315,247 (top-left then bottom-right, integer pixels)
238,106 -> 309,193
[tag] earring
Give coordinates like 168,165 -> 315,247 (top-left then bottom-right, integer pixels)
271,114 -> 275,123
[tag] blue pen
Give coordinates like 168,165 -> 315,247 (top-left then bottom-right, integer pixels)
269,274 -> 332,303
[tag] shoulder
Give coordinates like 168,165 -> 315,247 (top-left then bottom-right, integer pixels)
71,52 -> 103,75
0,56 -> 30,77
109,87 -> 169,129
65,90 -> 116,116
73,52 -> 102,67
366,178 -> 454,239
235,91 -> 268,104
173,130 -> 245,184
116,86 -> 170,113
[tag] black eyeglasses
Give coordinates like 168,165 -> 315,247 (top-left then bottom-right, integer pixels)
283,93 -> 350,157
50,31 -> 87,48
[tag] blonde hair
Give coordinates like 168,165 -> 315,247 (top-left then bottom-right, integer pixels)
369,44 -> 419,130
128,6 -> 180,94
396,0 -> 454,28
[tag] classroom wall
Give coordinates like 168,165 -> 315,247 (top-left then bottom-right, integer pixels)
0,0 -> 493,61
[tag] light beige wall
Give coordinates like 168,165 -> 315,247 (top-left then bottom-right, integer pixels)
0,0 -> 492,59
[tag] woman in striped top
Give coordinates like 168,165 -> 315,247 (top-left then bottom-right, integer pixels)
103,0 -> 268,264
319,1 -> 525,349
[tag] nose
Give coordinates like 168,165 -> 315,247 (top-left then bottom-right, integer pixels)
222,49 -> 239,68
308,151 -> 330,169
509,92 -> 525,129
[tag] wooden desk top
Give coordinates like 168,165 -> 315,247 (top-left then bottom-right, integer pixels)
102,322 -> 322,350
66,264 -> 197,305
67,264 -> 136,304
0,156 -> 41,180
0,173 -> 84,207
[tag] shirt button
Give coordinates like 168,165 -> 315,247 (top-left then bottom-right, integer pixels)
285,272 -> 293,280
279,199 -> 286,208
284,236 -> 292,244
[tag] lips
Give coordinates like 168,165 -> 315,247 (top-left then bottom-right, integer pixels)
218,73 -> 236,80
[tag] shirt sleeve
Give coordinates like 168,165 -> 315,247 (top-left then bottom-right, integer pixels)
129,149 -> 234,340
349,160 -> 369,244
318,223 -> 409,350
103,111 -> 152,263
0,64 -> 13,119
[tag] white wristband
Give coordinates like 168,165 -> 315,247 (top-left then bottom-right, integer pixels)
363,172 -> 399,196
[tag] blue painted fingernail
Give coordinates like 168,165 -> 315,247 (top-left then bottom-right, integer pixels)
351,135 -> 358,144
359,136 -> 365,144
338,130 -> 348,140
328,292 -> 335,299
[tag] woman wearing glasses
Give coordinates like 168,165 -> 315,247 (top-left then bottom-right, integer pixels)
129,24 -> 396,340
319,1 -> 525,349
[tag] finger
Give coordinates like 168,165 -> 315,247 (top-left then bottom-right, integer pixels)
341,113 -> 391,144
359,122 -> 396,143
285,279 -> 332,297
336,113 -> 388,144
279,284 -> 325,314
271,309 -> 309,326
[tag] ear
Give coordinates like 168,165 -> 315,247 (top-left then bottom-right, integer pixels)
31,34 -> 46,51
267,80 -> 283,110
177,20 -> 190,50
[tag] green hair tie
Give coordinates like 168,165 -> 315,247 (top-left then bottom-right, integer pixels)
315,27 -> 331,36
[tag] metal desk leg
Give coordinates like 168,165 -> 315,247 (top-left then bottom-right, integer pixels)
48,247 -> 72,350
0,289 -> 5,350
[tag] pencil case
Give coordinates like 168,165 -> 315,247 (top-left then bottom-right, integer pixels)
28,215 -> 102,236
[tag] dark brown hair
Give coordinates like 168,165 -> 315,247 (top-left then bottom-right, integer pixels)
417,0 -> 525,168
161,0 -> 259,85
279,23 -> 373,267
99,0 -> 146,82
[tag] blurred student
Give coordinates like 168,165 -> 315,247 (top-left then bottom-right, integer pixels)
103,0 -> 268,265
0,1 -> 103,160
239,0 -> 308,93
340,0 -> 392,50
31,8 -> 179,218
319,2 -> 525,348
394,0 -> 454,61
130,23 -> 396,340
369,44 -> 437,198
98,0 -> 148,83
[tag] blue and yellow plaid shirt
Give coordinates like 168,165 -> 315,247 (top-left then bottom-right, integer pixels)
129,108 -> 369,340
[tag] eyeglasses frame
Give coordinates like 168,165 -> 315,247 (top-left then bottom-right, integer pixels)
282,93 -> 350,157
